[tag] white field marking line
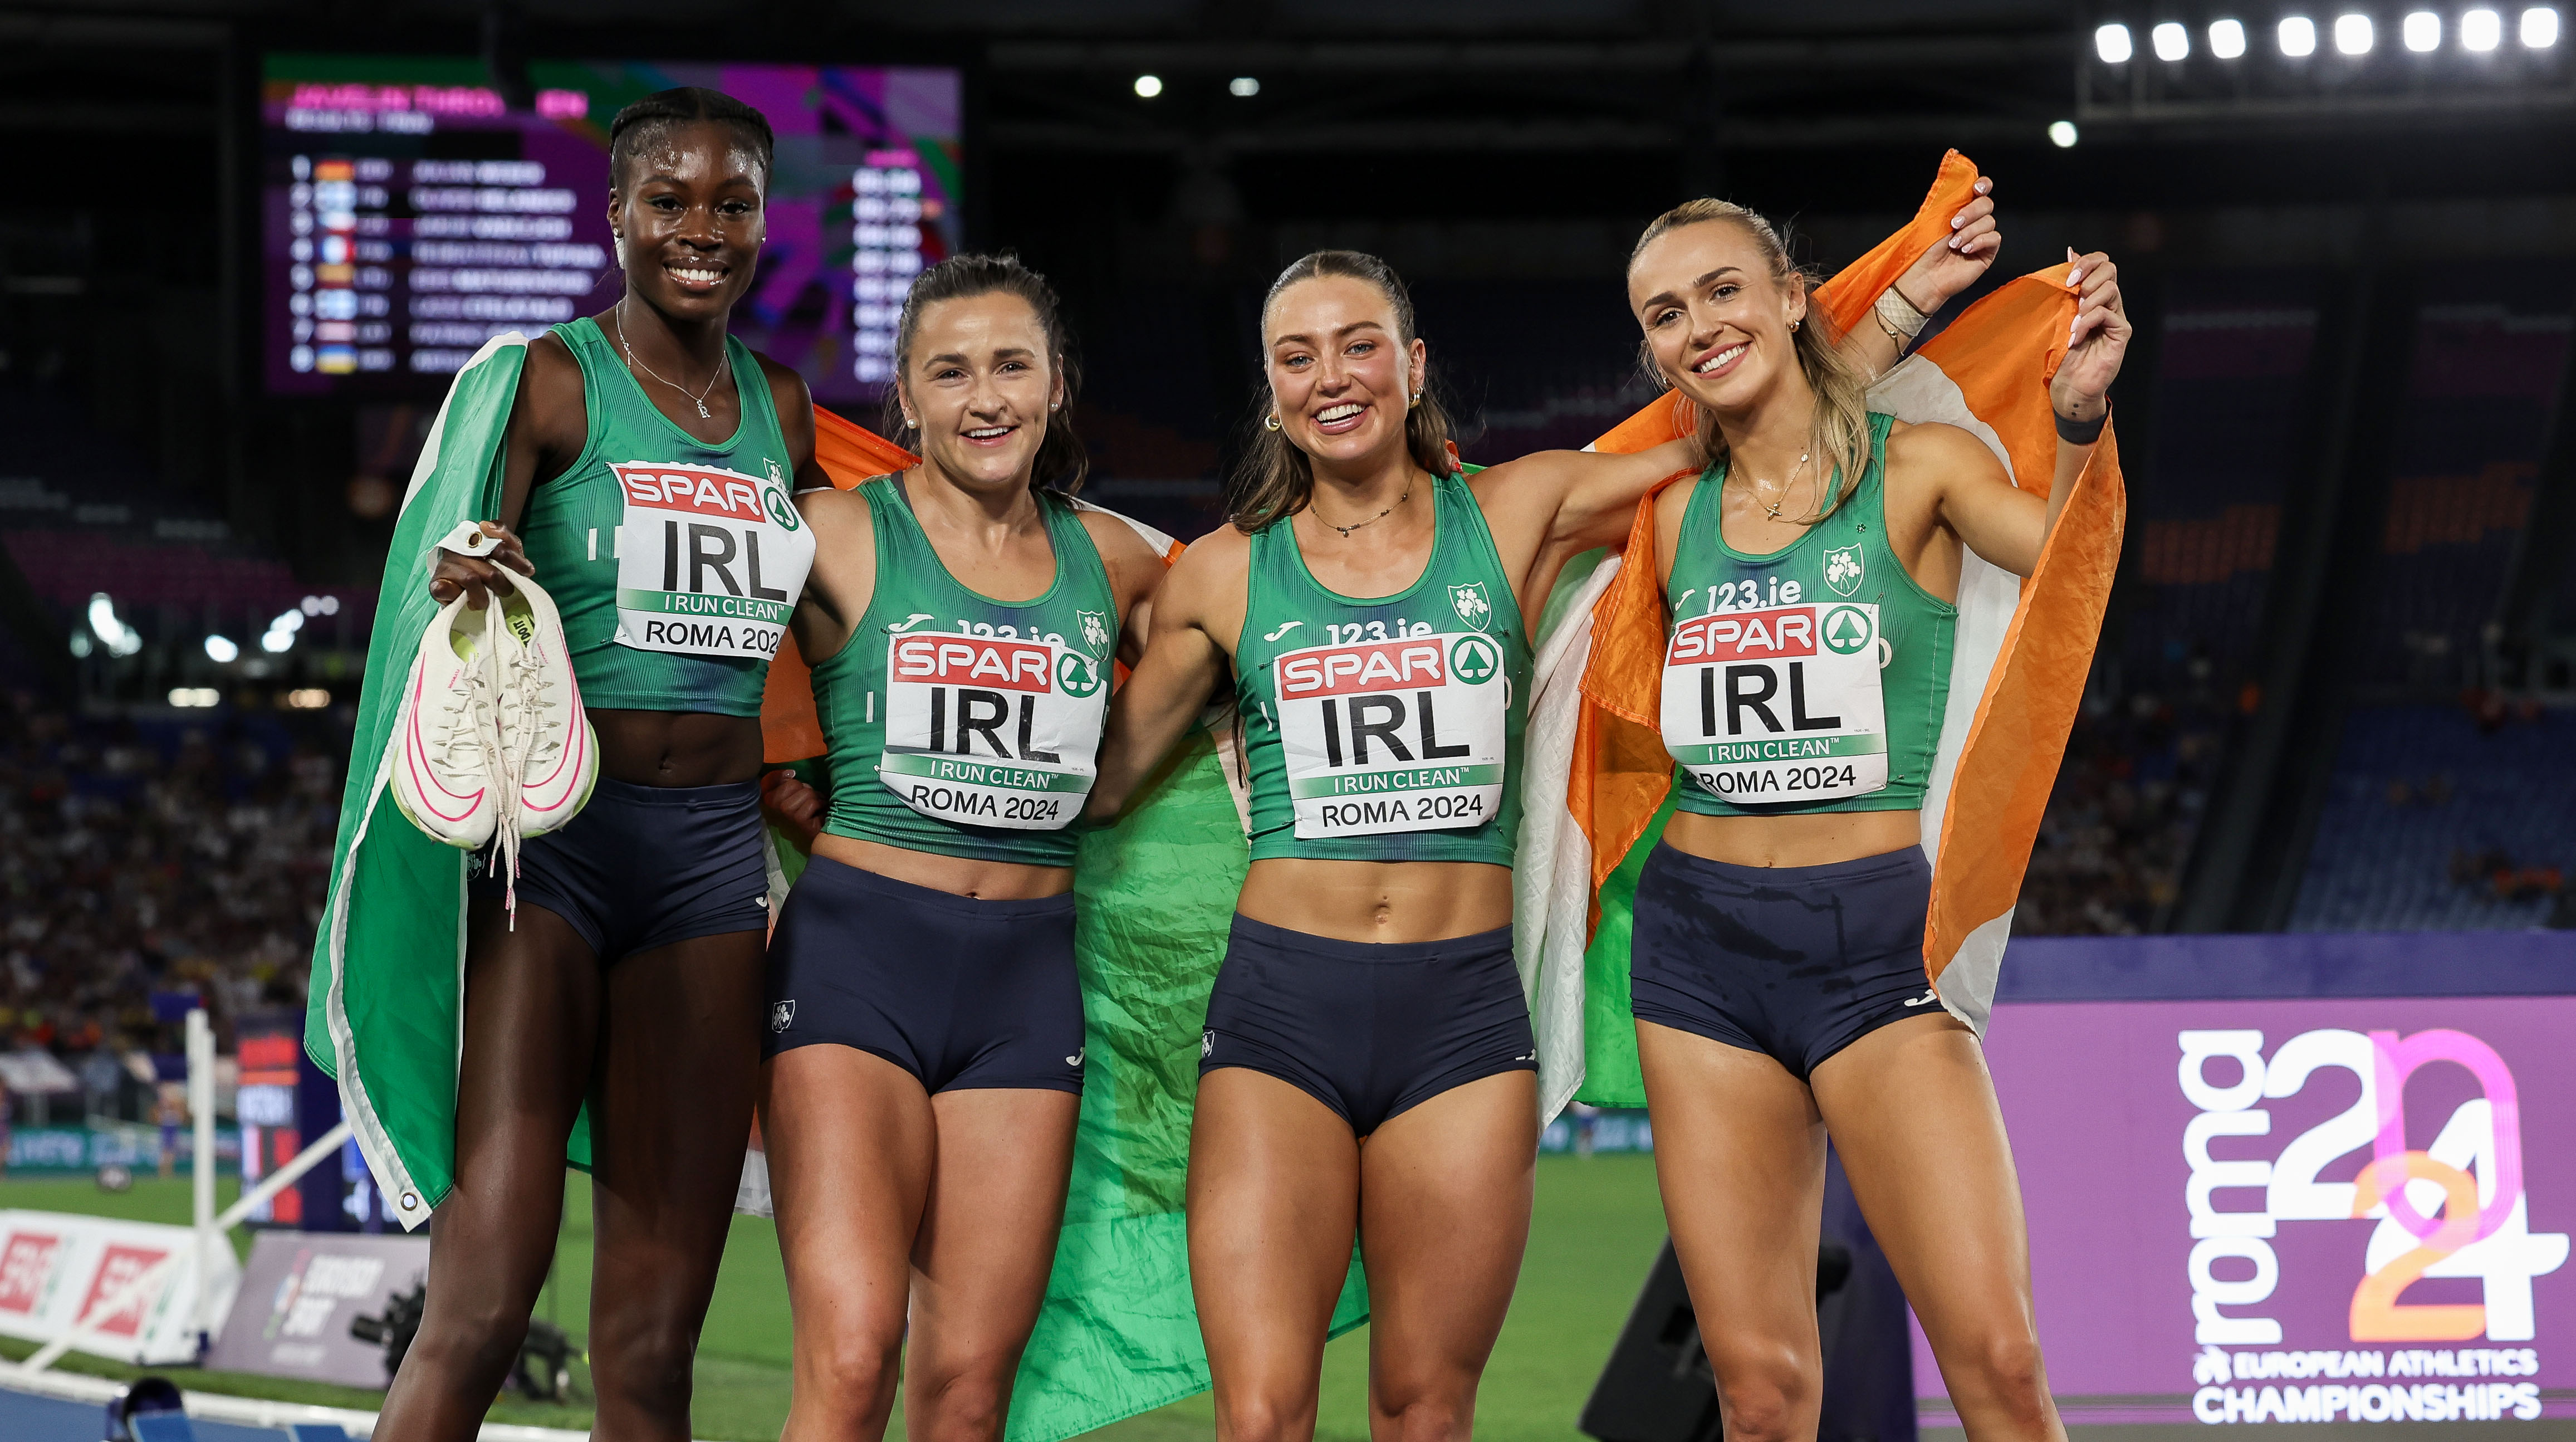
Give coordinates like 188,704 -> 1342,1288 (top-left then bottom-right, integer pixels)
14,1121 -> 355,1375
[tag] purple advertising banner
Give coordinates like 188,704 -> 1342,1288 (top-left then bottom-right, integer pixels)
1913,997 -> 2574,1426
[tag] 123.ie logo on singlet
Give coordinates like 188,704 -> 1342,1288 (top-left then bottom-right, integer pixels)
611,463 -> 814,661
1276,631 -> 1506,839
880,629 -> 1106,830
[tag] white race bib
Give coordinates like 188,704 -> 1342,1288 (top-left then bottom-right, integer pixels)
611,461 -> 815,661
1659,601 -> 1888,805
1275,632 -> 1508,839
880,629 -> 1107,830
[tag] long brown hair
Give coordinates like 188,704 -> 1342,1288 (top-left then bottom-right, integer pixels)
1229,250 -> 1457,534
1628,199 -> 1873,522
883,253 -> 1089,493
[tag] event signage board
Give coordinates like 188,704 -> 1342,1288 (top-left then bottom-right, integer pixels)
0,1210 -> 240,1365
204,1230 -> 430,1387
1913,996 -> 2574,1426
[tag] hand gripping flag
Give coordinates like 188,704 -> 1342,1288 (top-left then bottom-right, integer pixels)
750,414 -> 1368,1442
1511,150 -> 2127,1113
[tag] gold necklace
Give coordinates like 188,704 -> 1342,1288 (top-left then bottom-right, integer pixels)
1313,475 -> 1414,539
1748,449 -> 1813,521
614,300 -> 732,420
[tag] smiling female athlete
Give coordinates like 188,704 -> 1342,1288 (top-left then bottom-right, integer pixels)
384,88 -> 823,1442
1080,179 -> 1998,1441
752,254 -> 1167,1442
1627,202 -> 2127,1441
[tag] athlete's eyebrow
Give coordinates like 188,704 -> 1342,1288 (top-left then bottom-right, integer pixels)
1271,320 -> 1390,349
920,345 -> 1037,368
1637,266 -> 1745,315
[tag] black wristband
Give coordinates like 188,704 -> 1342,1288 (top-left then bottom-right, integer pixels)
2055,402 -> 2109,446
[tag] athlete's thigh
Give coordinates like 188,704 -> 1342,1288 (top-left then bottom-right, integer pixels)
907,1087 -> 1082,1374
1189,1068 -> 1363,1411
765,1044 -> 937,1357
1806,1013 -> 2040,1361
449,896 -> 601,1231
587,928 -> 767,1306
1354,1070 -> 1537,1409
1636,1021 -> 1829,1379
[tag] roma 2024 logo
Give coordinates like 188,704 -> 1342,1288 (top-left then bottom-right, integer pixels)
2181,1028 -> 2569,1346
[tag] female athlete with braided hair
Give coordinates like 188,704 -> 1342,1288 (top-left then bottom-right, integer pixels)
387,87 -> 826,1441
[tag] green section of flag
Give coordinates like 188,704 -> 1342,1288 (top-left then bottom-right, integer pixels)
879,752 -> 1094,794
1287,763 -> 1507,800
1007,728 -> 1366,1442
1668,733 -> 1889,765
615,586 -> 794,626
1574,790 -> 1678,1109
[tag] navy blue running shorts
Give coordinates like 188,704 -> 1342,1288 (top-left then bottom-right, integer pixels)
469,775 -> 770,961
762,856 -> 1084,1095
1629,842 -> 1942,1081
1199,915 -> 1536,1136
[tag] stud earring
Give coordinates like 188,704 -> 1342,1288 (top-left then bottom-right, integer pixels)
1264,414 -> 1282,432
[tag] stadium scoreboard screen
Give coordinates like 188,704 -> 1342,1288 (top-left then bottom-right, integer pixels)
260,56 -> 961,403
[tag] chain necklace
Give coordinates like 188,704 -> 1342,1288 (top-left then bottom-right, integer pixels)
1746,449 -> 1813,521
614,300 -> 732,420
1312,475 -> 1414,539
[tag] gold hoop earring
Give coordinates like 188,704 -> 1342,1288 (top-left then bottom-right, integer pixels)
1264,414 -> 1282,432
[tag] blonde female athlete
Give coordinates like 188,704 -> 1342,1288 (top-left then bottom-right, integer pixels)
1628,201 -> 2127,1441
1083,181 -> 2000,1441
755,254 -> 1167,1442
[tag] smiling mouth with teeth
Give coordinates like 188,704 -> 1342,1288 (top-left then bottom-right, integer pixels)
1315,403 -> 1365,423
667,262 -> 727,286
1695,343 -> 1747,374
964,426 -> 1014,439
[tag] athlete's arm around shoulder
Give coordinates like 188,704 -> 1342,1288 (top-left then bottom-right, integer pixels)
1075,508 -> 1174,669
1467,436 -> 1702,617
429,329 -> 583,605
1081,524 -> 1250,824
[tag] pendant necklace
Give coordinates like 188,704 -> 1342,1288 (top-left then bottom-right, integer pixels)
1316,475 -> 1413,539
615,300 -> 732,420
1751,449 -> 1813,521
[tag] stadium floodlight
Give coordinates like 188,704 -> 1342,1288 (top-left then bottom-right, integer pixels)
2335,13 -> 2375,51
2464,7 -> 2504,46
87,593 -> 143,658
2049,119 -> 2080,146
204,634 -> 239,663
1132,74 -> 1164,98
2210,18 -> 2250,56
2281,15 -> 2320,53
1228,76 -> 1260,97
2525,6 -> 2562,45
2096,23 -> 2135,62
2404,11 -> 2442,48
2153,21 -> 2191,58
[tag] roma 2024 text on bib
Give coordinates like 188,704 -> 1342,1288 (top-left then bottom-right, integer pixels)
1660,601 -> 1889,804
1276,630 -> 1508,839
880,629 -> 1106,830
611,462 -> 811,661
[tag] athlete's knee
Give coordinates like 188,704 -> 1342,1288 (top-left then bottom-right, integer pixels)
401,1294 -> 535,1394
1214,1390 -> 1319,1442
907,1353 -> 1020,1441
1946,1325 -> 2052,1424
1367,1389 -> 1475,1442
588,1312 -> 699,1421
799,1326 -> 903,1416
1702,1332 -> 1816,1442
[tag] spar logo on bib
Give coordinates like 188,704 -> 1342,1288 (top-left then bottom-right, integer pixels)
1820,604 -> 1874,655
879,629 -> 1106,830
1658,600 -> 1889,804
1274,630 -> 1508,839
610,461 -> 815,660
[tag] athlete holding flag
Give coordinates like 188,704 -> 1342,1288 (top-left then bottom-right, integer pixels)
363,88 -> 824,1441
753,255 -> 1168,1442
1627,202 -> 2128,1439
1083,178 -> 2000,1440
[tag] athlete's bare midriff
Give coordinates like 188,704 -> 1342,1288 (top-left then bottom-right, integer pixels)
592,708 -> 764,788
1660,806 -> 1922,870
809,833 -> 1073,900
1235,855 -> 1512,944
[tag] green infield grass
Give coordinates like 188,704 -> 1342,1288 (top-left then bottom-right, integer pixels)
0,1152 -> 1667,1440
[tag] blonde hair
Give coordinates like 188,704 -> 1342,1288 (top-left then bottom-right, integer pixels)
1629,199 -> 1873,523
1229,250 -> 1457,534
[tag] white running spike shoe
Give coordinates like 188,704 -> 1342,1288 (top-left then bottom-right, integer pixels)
489,570 -> 596,839
390,593 -> 505,850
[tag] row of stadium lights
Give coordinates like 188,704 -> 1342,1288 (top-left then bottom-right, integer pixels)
70,591 -> 342,663
2095,7 -> 2562,63
1132,75 -> 1261,97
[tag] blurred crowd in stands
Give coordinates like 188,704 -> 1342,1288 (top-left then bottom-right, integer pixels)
0,690 -> 343,1063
